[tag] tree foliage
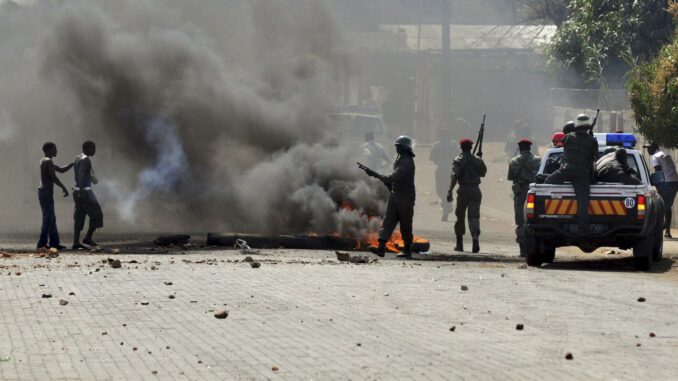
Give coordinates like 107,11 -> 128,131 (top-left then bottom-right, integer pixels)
627,5 -> 678,147
547,0 -> 675,89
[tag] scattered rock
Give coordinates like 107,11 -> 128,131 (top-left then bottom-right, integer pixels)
565,352 -> 573,360
128,260 -> 139,264
516,324 -> 524,331
101,332 -> 108,336
164,281 -> 173,286
636,343 -> 642,347
384,292 -> 389,296
214,310 -> 229,319
637,297 -> 646,302
169,295 -> 175,299
0,253 -> 12,258
250,261 -> 261,268
42,293 -> 52,299
111,249 -> 120,254
356,343 -> 362,347
110,259 -> 122,269
449,326 -> 456,332
335,251 -> 351,262
150,266 -> 157,271
151,370 -> 157,375
650,332 -> 656,338
272,366 -> 279,372
59,299 -> 68,306
243,256 -> 254,263
68,292 -> 75,296
141,301 -> 150,306
461,285 -> 469,291
518,264 -> 528,269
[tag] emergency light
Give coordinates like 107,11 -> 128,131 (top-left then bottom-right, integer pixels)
593,133 -> 637,148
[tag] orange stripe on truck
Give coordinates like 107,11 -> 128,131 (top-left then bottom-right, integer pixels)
542,199 -> 628,216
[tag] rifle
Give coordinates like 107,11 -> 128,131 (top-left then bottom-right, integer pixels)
589,109 -> 600,136
472,114 -> 486,157
357,162 -> 380,178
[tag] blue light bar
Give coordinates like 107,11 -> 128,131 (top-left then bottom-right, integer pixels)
606,133 -> 637,148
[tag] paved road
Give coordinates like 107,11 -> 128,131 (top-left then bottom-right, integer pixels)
0,245 -> 677,380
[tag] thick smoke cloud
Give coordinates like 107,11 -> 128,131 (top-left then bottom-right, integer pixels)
0,0 -> 384,236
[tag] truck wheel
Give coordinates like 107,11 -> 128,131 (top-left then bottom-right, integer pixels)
633,233 -> 653,271
542,247 -> 556,263
523,234 -> 543,267
653,218 -> 664,262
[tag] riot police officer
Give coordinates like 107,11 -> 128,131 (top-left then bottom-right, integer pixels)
545,114 -> 598,232
370,136 -> 416,259
508,139 -> 541,256
447,138 -> 487,253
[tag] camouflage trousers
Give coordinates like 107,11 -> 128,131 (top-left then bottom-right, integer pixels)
454,186 -> 482,238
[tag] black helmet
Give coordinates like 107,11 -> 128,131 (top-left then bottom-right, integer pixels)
394,135 -> 414,151
563,121 -> 576,134
575,114 -> 591,129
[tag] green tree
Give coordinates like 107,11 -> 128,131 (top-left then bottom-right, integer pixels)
627,3 -> 678,147
547,0 -> 674,89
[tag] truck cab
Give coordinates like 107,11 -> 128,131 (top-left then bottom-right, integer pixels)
523,133 -> 665,270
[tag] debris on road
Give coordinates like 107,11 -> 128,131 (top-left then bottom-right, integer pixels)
243,256 -> 254,263
449,326 -> 456,332
141,301 -> 150,306
214,310 -> 229,319
272,366 -> 279,372
637,297 -> 646,302
68,292 -> 75,296
650,332 -> 656,338
516,324 -> 524,331
169,295 -> 175,299
59,299 -> 68,306
349,255 -> 370,264
565,352 -> 573,360
250,261 -> 261,268
110,259 -> 122,269
164,281 -> 173,286
335,251 -> 351,262
42,293 -> 52,299
461,285 -> 469,291
518,264 -> 527,269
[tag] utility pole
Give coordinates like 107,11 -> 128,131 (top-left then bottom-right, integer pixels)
440,0 -> 452,132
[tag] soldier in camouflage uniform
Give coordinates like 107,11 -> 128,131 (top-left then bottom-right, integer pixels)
507,139 -> 541,256
447,138 -> 487,253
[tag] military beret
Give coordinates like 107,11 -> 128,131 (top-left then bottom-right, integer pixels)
518,138 -> 532,145
459,138 -> 473,146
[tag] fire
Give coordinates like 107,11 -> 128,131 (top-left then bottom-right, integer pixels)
359,232 -> 428,253
337,199 -> 429,253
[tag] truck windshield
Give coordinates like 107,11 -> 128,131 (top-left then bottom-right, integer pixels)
542,151 -> 640,177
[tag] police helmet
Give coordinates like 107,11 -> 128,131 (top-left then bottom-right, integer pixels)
575,114 -> 591,128
563,121 -> 576,134
394,135 -> 414,151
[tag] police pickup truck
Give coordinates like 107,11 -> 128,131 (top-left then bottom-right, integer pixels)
523,133 -> 665,270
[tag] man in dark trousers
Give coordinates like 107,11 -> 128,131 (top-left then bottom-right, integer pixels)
447,138 -> 487,253
430,128 -> 457,221
37,142 -> 73,250
596,147 -> 641,185
370,136 -> 416,259
645,142 -> 678,237
507,139 -> 541,256
546,114 -> 598,232
72,141 -> 103,249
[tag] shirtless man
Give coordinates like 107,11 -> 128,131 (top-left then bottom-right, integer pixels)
72,141 -> 104,249
37,142 -> 73,250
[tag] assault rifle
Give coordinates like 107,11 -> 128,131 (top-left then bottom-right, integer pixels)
472,114 -> 486,158
589,109 -> 601,136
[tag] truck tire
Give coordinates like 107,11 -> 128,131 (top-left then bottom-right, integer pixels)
523,233 -> 543,267
542,247 -> 556,263
633,233 -> 653,271
653,217 -> 664,262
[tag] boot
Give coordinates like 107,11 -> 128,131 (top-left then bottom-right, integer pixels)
370,241 -> 386,257
472,238 -> 480,253
397,244 -> 412,259
454,236 -> 463,252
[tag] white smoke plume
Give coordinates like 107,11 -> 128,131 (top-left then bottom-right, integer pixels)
0,0 -> 385,236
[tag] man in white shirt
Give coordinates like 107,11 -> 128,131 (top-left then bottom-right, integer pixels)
361,132 -> 391,173
645,143 -> 678,238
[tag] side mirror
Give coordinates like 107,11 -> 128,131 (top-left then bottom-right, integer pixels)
650,172 -> 665,186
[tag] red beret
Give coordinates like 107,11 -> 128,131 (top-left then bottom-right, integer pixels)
518,138 -> 532,145
459,138 -> 473,145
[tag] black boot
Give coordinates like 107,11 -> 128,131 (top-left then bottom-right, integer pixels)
370,241 -> 386,257
454,236 -> 463,252
397,244 -> 412,259
472,238 -> 480,253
